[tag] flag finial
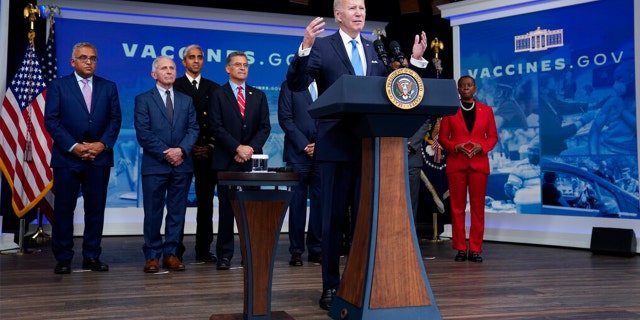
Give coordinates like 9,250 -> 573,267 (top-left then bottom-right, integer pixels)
23,3 -> 40,31
44,5 -> 60,26
23,3 -> 40,46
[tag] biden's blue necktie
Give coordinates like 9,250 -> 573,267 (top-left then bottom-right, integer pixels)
350,39 -> 364,76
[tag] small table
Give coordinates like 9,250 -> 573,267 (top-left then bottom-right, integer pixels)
210,171 -> 299,320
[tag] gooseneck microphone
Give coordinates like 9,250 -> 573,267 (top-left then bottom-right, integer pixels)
389,41 -> 406,68
373,39 -> 393,72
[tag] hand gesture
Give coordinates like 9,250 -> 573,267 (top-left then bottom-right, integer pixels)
163,147 -> 184,167
455,141 -> 483,158
411,31 -> 427,60
235,145 -> 254,163
304,143 -> 315,157
192,144 -> 211,159
302,17 -> 325,50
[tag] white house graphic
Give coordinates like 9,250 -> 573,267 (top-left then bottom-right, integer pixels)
514,27 -> 564,52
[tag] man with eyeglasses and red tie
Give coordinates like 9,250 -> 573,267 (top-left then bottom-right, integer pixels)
208,51 -> 271,270
45,42 -> 122,274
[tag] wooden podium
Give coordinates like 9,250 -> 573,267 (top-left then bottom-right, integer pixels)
308,75 -> 459,320
211,171 -> 299,320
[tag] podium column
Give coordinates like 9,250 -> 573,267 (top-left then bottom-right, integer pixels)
329,137 -> 442,320
305,74 -> 459,320
211,172 -> 299,320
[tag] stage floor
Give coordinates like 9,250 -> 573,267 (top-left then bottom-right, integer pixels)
1,234 -> 639,319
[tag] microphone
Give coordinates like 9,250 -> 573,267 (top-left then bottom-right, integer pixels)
389,41 -> 406,68
373,39 -> 393,72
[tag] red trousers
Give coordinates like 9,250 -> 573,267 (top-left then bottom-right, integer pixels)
447,168 -> 488,253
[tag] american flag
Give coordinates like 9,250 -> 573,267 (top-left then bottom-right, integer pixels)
0,42 -> 53,218
41,21 -> 58,85
39,19 -> 58,220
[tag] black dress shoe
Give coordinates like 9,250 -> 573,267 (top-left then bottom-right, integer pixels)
216,258 -> 231,270
289,253 -> 303,266
54,260 -> 71,274
195,252 -> 218,263
454,250 -> 467,262
82,257 -> 109,272
308,252 -> 322,265
468,251 -> 483,263
319,288 -> 336,310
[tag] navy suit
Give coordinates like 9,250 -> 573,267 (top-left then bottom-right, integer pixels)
45,72 -> 122,262
408,119 -> 432,220
286,32 -> 391,291
208,82 -> 271,261
288,32 -> 429,290
134,87 -> 199,260
174,75 -> 220,258
277,80 -> 322,257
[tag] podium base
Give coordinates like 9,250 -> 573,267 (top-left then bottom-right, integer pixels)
210,311 -> 294,320
329,296 -> 442,320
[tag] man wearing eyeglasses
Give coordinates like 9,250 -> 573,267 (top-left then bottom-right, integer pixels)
45,42 -> 122,274
134,56 -> 199,273
208,51 -> 271,270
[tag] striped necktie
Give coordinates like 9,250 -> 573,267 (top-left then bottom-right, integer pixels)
237,86 -> 245,118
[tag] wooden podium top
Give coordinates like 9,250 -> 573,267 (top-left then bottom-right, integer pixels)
218,171 -> 299,187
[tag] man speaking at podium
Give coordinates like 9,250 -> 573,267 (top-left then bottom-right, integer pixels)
286,0 -> 430,310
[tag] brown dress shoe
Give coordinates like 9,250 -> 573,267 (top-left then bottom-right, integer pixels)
163,255 -> 185,271
144,259 -> 159,273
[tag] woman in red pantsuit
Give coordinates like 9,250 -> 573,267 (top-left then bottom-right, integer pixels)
438,75 -> 498,262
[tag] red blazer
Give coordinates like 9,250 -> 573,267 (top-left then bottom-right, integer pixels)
439,99 -> 498,175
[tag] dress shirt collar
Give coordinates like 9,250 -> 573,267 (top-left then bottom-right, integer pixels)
186,74 -> 202,88
156,85 -> 173,103
339,29 -> 361,46
74,72 -> 93,85
229,81 -> 246,99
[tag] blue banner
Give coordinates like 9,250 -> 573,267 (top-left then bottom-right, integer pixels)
459,0 -> 638,219
56,17 -> 304,207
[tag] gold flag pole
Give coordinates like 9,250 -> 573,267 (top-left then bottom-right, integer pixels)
425,37 -> 448,243
23,3 -> 39,47
430,37 -> 444,78
26,4 -> 59,248
372,27 -> 386,40
4,4 -> 44,255
43,5 -> 60,31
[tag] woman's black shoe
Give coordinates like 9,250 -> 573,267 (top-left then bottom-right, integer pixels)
468,251 -> 483,263
454,250 -> 467,262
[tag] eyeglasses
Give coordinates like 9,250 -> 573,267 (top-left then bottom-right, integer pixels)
75,55 -> 98,63
230,62 -> 249,68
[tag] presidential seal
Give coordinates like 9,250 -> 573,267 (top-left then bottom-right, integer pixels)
385,67 -> 424,110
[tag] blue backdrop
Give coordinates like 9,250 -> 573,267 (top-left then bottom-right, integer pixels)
55,17 -> 305,208
459,0 -> 638,219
